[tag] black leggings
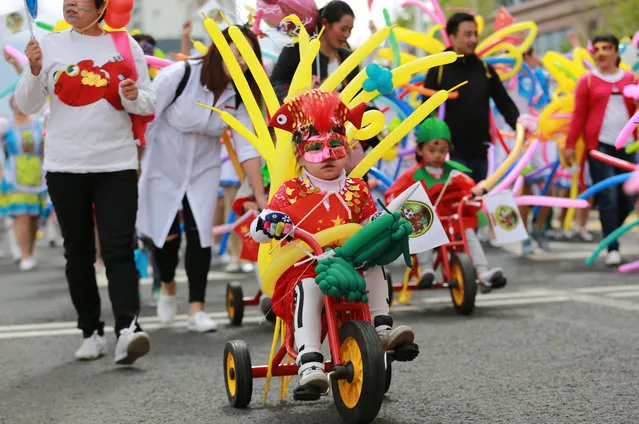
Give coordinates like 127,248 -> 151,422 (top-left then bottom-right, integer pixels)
153,197 -> 211,303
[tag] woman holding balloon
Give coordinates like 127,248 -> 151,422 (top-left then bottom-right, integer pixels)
564,34 -> 638,266
270,0 -> 358,101
15,0 -> 155,365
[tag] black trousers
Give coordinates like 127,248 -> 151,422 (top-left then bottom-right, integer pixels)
46,171 -> 141,337
153,197 -> 211,303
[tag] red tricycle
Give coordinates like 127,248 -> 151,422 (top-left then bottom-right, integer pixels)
225,284 -> 275,326
223,227 -> 418,424
389,195 -> 480,315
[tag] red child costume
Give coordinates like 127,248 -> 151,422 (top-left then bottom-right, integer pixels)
385,162 -> 482,233
261,173 -> 377,321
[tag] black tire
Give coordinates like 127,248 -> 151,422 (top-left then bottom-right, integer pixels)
226,283 -> 244,326
260,296 -> 277,324
384,359 -> 392,394
332,320 -> 386,424
448,253 -> 477,316
223,340 -> 253,408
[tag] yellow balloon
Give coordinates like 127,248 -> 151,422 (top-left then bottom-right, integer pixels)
382,148 -> 398,162
478,123 -> 525,190
260,224 -> 362,296
350,90 -> 449,179
476,21 -> 538,57
282,15 -> 309,52
346,110 -> 385,142
203,17 -> 274,163
475,15 -> 485,35
347,51 -> 459,108
191,39 -> 208,55
480,45 -> 523,81
321,27 -> 392,93
53,20 -> 72,32
393,27 -> 445,55
228,26 -> 280,116
377,48 -> 417,66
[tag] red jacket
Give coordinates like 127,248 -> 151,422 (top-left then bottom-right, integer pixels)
566,71 -> 637,152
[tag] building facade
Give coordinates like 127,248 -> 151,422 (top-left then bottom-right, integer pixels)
499,0 -> 604,53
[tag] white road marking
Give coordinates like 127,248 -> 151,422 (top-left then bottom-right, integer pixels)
5,284 -> 639,340
0,315 -> 268,340
96,270 -> 251,287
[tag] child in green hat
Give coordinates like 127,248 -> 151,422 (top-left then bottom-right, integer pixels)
385,117 -> 506,293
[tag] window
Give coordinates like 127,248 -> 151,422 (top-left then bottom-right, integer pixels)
534,28 -> 571,54
498,0 -> 527,6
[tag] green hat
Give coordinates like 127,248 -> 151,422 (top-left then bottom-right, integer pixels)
416,118 -> 451,145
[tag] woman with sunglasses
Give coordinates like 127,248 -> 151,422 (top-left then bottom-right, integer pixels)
564,34 -> 638,266
15,0 -> 155,364
137,26 -> 267,332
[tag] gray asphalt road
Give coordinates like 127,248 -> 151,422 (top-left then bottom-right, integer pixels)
2,237 -> 639,424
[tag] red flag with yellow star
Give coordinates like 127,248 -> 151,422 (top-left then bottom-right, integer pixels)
233,210 -> 260,262
493,7 -> 514,32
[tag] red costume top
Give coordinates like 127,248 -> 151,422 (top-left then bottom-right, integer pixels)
267,174 -> 377,322
385,162 -> 481,230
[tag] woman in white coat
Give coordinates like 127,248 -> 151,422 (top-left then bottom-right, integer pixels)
137,26 -> 267,332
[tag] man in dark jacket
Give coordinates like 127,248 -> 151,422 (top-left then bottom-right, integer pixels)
424,13 -> 520,182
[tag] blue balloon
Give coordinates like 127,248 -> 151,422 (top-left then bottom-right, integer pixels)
368,167 -> 393,189
578,173 -> 632,200
366,63 -> 382,79
378,81 -> 394,95
25,0 -> 38,18
362,79 -> 378,93
377,71 -> 393,84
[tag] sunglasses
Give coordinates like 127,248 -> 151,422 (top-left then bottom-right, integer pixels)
592,43 -> 616,55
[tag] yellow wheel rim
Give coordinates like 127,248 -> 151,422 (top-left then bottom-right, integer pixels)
338,337 -> 364,409
227,289 -> 235,319
226,352 -> 237,396
451,262 -> 464,306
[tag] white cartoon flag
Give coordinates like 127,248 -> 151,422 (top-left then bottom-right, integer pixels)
483,190 -> 529,245
387,182 -> 449,254
0,9 -> 27,38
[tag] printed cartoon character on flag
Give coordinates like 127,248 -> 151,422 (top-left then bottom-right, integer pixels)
0,9 -> 27,37
386,182 -> 449,254
483,190 -> 529,245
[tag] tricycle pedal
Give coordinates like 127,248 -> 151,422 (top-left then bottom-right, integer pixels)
293,384 -> 323,401
388,342 -> 419,362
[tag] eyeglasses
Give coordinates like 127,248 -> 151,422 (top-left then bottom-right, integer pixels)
592,43 -> 615,54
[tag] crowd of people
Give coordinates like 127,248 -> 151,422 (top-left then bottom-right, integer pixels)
0,0 -> 637,391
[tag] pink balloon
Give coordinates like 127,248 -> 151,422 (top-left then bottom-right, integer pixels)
515,196 -> 589,208
623,84 -> 639,100
615,111 -> 639,149
3,45 -> 27,65
624,170 -> 639,194
512,175 -> 524,196
490,138 -> 539,194
619,259 -> 639,273
257,0 -> 318,34
146,55 -> 174,69
212,223 -> 237,236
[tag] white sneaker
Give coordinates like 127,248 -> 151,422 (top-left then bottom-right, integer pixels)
298,361 -> 329,393
224,263 -> 241,273
376,325 -> 415,350
187,311 -> 218,332
220,254 -> 232,264
241,262 -> 255,273
19,256 -> 37,271
605,250 -> 622,267
157,293 -> 177,323
75,331 -> 107,360
577,227 -> 594,242
114,319 -> 150,365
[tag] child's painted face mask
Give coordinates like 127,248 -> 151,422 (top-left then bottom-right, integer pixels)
591,42 -> 616,58
268,88 -> 367,163
294,125 -> 348,163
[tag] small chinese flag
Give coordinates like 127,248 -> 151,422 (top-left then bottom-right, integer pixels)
493,7 -> 514,32
233,210 -> 260,262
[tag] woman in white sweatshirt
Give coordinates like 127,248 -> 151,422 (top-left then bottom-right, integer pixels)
15,0 -> 155,365
137,26 -> 267,332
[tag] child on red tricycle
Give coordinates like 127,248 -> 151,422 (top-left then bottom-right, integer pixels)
386,118 -> 507,294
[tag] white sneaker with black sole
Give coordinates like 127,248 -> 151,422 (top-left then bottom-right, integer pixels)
114,319 -> 150,365
298,361 -> 329,393
75,331 -> 107,360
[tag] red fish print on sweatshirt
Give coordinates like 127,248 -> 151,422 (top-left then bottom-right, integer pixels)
54,60 -> 133,109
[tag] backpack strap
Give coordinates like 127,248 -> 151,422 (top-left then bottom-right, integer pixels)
169,60 -> 192,107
